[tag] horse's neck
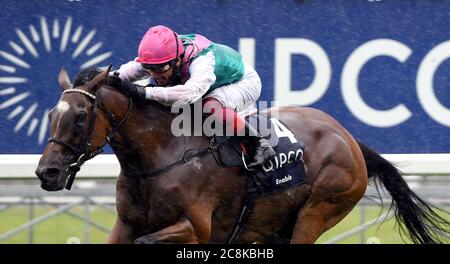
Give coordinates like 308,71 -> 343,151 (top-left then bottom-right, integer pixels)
122,103 -> 176,151
101,89 -> 202,175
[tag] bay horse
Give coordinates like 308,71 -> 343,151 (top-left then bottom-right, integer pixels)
35,67 -> 448,244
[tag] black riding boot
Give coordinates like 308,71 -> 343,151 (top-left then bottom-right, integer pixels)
243,121 -> 276,168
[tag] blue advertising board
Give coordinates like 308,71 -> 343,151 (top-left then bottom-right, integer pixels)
0,0 -> 449,154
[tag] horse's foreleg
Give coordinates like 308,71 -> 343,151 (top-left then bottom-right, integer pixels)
290,165 -> 366,244
134,218 -> 199,244
106,217 -> 135,244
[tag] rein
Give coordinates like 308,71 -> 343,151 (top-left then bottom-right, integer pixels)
48,88 -> 133,190
142,137 -> 223,179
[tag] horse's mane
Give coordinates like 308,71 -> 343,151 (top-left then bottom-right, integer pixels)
73,66 -> 103,86
72,67 -> 174,116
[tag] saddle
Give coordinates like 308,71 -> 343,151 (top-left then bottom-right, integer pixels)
215,112 -> 308,195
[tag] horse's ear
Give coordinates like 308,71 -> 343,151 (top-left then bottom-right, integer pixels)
87,65 -> 112,93
58,68 -> 72,91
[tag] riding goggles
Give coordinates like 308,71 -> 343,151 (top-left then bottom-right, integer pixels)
142,60 -> 175,74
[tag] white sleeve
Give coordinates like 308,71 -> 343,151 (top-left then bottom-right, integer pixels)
145,51 -> 216,106
117,59 -> 149,82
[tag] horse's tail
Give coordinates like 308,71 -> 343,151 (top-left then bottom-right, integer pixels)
357,141 -> 449,244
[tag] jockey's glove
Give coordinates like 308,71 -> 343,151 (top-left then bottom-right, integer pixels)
118,81 -> 147,102
106,71 -> 122,88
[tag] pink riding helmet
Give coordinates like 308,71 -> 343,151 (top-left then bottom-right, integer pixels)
136,25 -> 184,65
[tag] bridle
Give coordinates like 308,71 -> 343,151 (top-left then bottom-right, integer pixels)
48,88 -> 133,190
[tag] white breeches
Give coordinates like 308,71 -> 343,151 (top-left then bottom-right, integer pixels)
205,63 -> 261,114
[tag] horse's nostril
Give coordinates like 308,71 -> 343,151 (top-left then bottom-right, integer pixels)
45,168 -> 61,180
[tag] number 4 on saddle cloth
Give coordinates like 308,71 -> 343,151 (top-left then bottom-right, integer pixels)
214,113 -> 308,196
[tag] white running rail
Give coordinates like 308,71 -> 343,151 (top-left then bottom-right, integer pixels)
1,154 -> 450,178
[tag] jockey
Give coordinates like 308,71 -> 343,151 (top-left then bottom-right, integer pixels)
109,25 -> 275,168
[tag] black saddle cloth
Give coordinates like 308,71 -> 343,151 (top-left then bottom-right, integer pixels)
215,112 -> 308,196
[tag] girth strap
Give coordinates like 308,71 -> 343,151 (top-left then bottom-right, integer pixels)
226,191 -> 258,244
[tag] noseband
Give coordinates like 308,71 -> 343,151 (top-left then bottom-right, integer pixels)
48,88 -> 132,190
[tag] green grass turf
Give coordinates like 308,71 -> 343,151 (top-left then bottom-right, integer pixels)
0,205 -> 448,244
317,206 -> 449,244
0,205 -> 115,244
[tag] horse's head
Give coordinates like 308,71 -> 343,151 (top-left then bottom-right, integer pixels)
35,66 -> 120,191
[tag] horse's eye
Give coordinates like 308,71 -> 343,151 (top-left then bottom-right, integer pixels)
75,111 -> 88,123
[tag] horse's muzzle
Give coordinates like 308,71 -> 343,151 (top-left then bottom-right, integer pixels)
35,166 -> 66,191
